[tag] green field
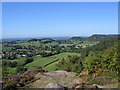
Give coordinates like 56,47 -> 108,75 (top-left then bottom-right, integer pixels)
4,58 -> 27,75
59,41 -> 97,47
59,44 -> 73,47
8,67 -> 17,74
2,46 -> 12,50
9,58 -> 26,66
3,52 -> 80,74
43,61 -> 59,72
25,52 -> 80,71
45,42 -> 58,46
13,41 -> 40,47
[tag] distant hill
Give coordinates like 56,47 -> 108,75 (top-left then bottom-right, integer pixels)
2,36 -> 71,42
71,34 -> 119,41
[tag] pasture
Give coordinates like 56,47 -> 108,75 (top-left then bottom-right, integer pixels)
25,52 -> 80,71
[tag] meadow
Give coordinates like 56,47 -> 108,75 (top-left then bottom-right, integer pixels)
6,52 -> 80,74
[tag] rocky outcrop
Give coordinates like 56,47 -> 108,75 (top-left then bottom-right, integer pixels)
25,70 -> 118,89
75,84 -> 98,89
72,83 -> 98,89
43,70 -> 71,78
45,83 -> 66,90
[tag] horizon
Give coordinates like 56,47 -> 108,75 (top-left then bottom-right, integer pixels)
2,2 -> 118,38
2,34 -> 120,40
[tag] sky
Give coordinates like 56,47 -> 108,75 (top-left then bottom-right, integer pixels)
2,2 -> 118,38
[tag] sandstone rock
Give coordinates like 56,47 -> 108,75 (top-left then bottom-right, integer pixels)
75,84 -> 98,89
45,83 -> 66,90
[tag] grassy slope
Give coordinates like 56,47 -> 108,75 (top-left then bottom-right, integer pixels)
13,41 -> 40,47
43,52 -> 80,71
9,58 -> 26,66
25,52 -> 80,71
2,46 -> 12,50
44,42 -> 58,46
43,61 -> 58,72
7,67 -> 17,74
59,41 -> 97,47
5,52 -> 80,73
4,58 -> 26,74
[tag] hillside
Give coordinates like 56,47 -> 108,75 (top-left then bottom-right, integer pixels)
71,34 -> 118,41
57,37 -> 119,74
2,35 -> 119,89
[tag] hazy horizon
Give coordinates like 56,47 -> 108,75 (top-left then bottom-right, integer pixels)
2,2 -> 118,38
2,33 -> 119,39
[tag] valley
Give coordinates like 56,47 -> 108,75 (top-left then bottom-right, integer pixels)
1,34 -> 119,89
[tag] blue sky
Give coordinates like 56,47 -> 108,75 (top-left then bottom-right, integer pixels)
2,2 -> 118,38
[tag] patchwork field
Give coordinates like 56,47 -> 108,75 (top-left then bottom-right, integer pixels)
6,52 -> 80,74
25,52 -> 80,71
